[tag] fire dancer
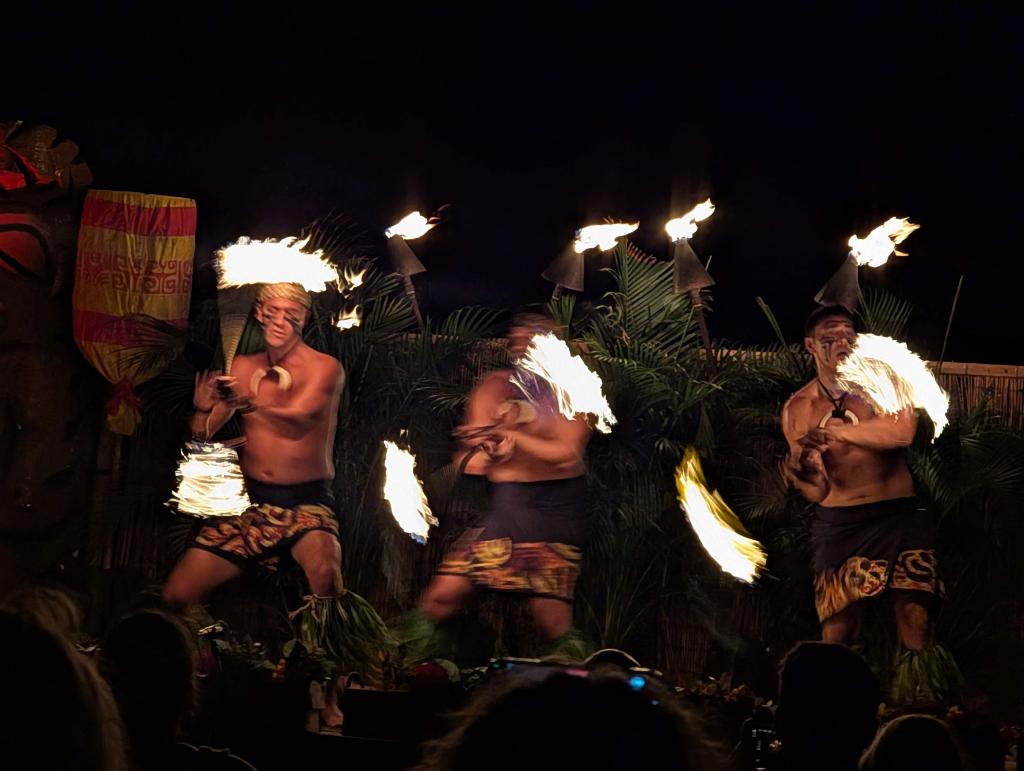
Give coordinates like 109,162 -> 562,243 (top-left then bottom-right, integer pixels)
163,282 -> 345,606
418,312 -> 592,655
781,304 -> 958,700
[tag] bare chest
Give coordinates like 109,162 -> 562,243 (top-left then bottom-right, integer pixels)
235,360 -> 309,410
799,390 -> 876,432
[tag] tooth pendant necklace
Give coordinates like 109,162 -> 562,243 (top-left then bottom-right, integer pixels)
250,345 -> 297,396
817,379 -> 858,428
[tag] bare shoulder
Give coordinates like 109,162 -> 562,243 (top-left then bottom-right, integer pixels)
230,353 -> 261,376
304,347 -> 343,378
784,381 -> 818,410
782,381 -> 817,433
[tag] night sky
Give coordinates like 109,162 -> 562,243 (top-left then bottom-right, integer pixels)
9,3 -> 1022,362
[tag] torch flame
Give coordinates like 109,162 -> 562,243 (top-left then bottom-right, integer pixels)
216,236 -> 340,292
342,266 -> 366,289
848,217 -> 920,267
169,442 -> 252,518
675,447 -> 767,583
335,306 -> 362,330
382,440 -> 437,543
573,222 -> 639,254
835,333 -> 950,439
510,333 -> 616,433
665,198 -> 715,242
385,211 -> 435,241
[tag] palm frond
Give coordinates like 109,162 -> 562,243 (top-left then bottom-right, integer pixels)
858,288 -> 913,339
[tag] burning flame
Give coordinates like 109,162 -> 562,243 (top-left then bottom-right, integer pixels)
169,442 -> 252,518
385,211 -> 435,240
573,222 -> 639,253
848,217 -> 920,267
335,306 -> 362,330
342,266 -> 366,289
835,333 -> 950,439
382,440 -> 437,543
216,236 -> 339,292
665,198 -> 715,242
675,448 -> 767,583
510,333 -> 616,433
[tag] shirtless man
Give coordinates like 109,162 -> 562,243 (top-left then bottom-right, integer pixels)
781,304 -> 939,651
419,313 -> 592,642
163,282 -> 345,606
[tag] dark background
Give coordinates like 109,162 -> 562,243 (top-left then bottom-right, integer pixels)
9,2 -> 1021,361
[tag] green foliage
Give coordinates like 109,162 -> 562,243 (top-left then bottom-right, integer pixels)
130,230 -> 1023,711
858,288 -> 913,339
296,592 -> 396,686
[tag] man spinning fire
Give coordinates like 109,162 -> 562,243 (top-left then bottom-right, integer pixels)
418,313 -> 592,653
781,304 -> 958,699
163,282 -> 345,606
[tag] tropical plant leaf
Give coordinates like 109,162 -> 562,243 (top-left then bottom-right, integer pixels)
858,288 -> 913,339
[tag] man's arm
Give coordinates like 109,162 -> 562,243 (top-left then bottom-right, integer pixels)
782,400 -> 830,503
814,407 -> 917,452
189,370 -> 236,440
453,373 -> 507,475
256,360 -> 344,431
503,418 -> 591,467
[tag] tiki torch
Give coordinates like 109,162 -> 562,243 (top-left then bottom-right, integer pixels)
665,199 -> 716,371
815,217 -> 920,310
385,211 -> 436,328
542,222 -> 638,300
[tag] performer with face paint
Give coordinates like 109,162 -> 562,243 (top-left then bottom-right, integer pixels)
781,304 -> 944,663
163,282 -> 346,606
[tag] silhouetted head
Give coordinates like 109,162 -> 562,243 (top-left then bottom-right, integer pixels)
416,669 -> 721,771
859,714 -> 967,771
777,642 -> 880,771
0,611 -> 128,771
102,610 -> 195,761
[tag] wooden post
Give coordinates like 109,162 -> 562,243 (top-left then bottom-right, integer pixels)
402,274 -> 425,330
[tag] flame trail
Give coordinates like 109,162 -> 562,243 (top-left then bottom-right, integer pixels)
510,333 -> 616,433
836,333 -> 950,438
382,441 -> 437,543
848,217 -> 920,267
169,442 -> 251,518
385,211 -> 435,240
675,448 -> 766,583
573,222 -> 639,253
665,198 -> 715,242
216,236 -> 339,291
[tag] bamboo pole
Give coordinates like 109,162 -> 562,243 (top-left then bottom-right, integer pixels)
937,274 -> 964,376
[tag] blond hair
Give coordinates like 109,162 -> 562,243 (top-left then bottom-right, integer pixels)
258,282 -> 312,309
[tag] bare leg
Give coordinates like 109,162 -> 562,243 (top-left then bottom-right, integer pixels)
892,590 -> 930,651
821,601 -> 864,646
419,574 -> 474,623
529,597 -> 572,641
163,549 -> 244,608
291,531 -> 342,596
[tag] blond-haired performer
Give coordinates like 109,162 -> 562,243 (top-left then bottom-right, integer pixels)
163,283 -> 345,606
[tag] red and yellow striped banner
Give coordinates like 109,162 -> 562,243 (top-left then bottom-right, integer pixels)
73,189 -> 196,434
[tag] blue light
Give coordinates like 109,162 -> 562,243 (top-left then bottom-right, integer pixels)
628,675 -> 645,690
